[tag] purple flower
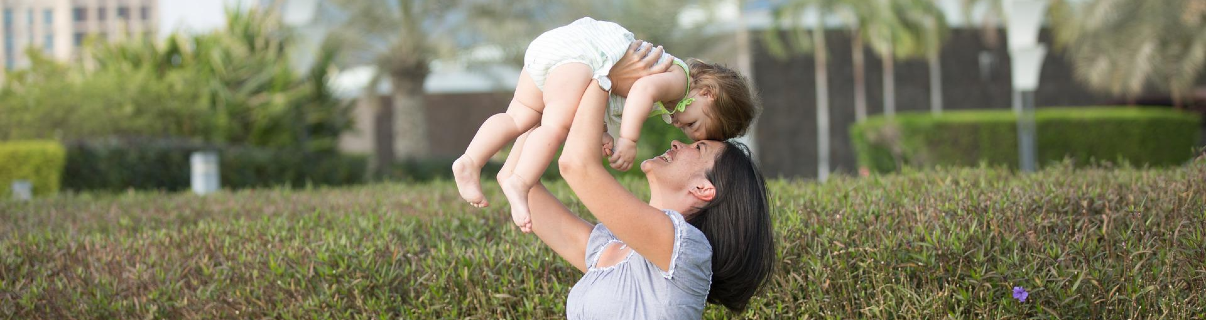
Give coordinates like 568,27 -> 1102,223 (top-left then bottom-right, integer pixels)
1012,286 -> 1029,302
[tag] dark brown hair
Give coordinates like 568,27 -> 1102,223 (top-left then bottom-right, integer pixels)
688,59 -> 759,140
688,140 -> 775,312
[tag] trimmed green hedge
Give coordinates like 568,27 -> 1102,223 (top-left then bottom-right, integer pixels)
851,107 -> 1202,173
63,139 -> 367,192
0,141 -> 66,197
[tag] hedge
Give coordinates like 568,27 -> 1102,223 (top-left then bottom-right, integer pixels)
850,107 -> 1202,173
0,141 -> 66,197
2,160 -> 1204,318
62,139 -> 367,192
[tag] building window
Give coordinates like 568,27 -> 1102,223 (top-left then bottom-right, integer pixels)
44,9 -> 53,25
97,8 -> 107,21
73,7 -> 86,21
4,36 -> 13,70
118,7 -> 130,20
27,9 -> 34,44
4,9 -> 12,28
44,35 -> 54,53
74,32 -> 85,47
141,6 -> 150,20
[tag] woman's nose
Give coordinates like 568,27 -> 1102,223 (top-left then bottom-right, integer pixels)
670,140 -> 683,149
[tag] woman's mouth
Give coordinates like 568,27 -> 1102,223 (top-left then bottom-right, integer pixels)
658,150 -> 672,162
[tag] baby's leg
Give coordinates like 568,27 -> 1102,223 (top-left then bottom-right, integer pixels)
502,63 -> 594,229
453,69 -> 544,208
496,127 -> 534,232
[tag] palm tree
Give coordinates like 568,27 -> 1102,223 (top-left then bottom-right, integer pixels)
1051,0 -> 1206,108
763,0 -> 843,181
894,0 -> 948,115
863,0 -> 947,117
327,0 -> 553,175
842,1 -> 876,123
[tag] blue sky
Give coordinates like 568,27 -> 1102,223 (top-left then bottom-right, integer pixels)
158,0 -> 256,38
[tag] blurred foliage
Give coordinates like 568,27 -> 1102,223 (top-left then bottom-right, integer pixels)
0,7 -> 350,153
0,141 -> 66,197
324,0 -> 717,171
2,160 -> 1205,318
761,0 -> 947,61
1051,0 -> 1206,107
61,138 -> 367,192
851,107 -> 1202,173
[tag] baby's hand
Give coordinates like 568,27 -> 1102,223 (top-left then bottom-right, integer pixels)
601,134 -> 615,158
608,137 -> 637,171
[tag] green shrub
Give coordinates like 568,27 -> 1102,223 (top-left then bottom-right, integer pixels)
2,160 -> 1204,318
0,141 -> 66,197
62,139 -> 366,192
851,107 -> 1202,173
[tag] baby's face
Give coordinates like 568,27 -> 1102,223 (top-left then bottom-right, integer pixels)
670,97 -> 712,141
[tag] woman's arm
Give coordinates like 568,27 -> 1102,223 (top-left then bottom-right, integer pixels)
528,183 -> 594,272
557,81 -> 678,272
503,131 -> 594,273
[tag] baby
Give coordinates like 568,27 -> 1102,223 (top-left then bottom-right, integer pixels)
452,17 -> 758,232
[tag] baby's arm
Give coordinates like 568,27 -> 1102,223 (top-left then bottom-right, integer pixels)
607,67 -> 689,171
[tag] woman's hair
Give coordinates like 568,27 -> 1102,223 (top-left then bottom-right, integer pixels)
686,140 -> 775,312
688,59 -> 759,141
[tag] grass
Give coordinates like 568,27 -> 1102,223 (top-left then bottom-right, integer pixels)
2,157 -> 1205,319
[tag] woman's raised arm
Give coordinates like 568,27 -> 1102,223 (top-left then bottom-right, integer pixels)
556,82 -> 679,272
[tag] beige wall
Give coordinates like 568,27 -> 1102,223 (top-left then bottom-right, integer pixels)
0,0 -> 157,80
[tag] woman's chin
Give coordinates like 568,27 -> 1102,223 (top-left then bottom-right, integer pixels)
639,159 -> 655,173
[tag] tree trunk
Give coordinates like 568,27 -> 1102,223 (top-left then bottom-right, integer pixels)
853,31 -> 867,123
1171,79 -> 1184,110
814,24 -> 830,182
929,51 -> 943,115
389,72 -> 431,161
882,44 -> 896,117
367,76 -> 394,177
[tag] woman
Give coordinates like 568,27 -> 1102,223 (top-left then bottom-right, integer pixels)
495,41 -> 776,318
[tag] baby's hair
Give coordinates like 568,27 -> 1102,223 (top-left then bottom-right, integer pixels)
688,59 -> 759,140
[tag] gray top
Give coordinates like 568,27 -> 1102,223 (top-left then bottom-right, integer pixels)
565,209 -> 713,319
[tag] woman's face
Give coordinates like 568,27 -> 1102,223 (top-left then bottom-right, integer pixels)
641,140 -> 724,188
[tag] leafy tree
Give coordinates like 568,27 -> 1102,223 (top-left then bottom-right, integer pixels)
1051,0 -> 1206,108
1,6 -> 349,153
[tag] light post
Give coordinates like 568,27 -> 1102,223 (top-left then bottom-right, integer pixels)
1005,0 -> 1049,172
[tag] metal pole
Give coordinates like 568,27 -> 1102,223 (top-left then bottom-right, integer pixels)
1017,90 -> 1037,172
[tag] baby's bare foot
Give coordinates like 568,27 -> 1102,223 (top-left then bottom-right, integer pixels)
501,175 -> 532,232
452,155 -> 488,208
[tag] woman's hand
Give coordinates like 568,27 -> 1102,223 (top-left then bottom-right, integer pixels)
608,40 -> 674,97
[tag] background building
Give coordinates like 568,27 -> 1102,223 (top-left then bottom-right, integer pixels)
0,0 -> 157,80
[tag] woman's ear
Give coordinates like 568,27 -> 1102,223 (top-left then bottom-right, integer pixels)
689,178 -> 716,202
